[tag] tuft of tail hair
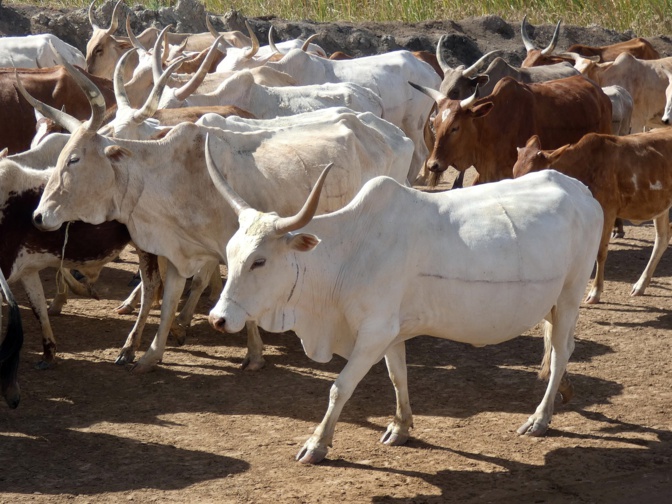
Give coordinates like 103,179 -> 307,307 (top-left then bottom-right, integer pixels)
538,306 -> 556,381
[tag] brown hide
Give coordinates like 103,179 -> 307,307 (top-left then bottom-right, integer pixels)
0,66 -> 116,154
513,129 -> 672,303
567,37 -> 660,63
427,75 -> 612,184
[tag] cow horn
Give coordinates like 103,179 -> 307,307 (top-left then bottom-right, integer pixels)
106,0 -> 124,36
162,29 -> 171,65
462,50 -> 501,78
205,133 -> 251,217
408,81 -> 447,105
133,56 -> 185,123
151,25 -> 173,83
15,71 -> 83,134
244,20 -> 259,59
174,35 -> 224,102
540,20 -> 562,56
460,86 -> 479,110
274,164 -> 333,235
521,15 -> 537,52
301,34 -> 319,52
206,15 -> 219,39
435,35 -> 452,73
88,0 -> 100,30
113,48 -> 137,111
125,15 -> 146,51
268,25 -> 280,54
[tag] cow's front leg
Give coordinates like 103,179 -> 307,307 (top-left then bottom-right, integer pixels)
380,341 -> 413,445
297,328 -> 394,464
21,272 -> 56,369
131,261 -> 186,374
631,211 -> 670,296
171,260 -> 219,346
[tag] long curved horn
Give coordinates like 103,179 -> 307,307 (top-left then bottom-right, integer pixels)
301,34 -> 319,52
113,48 -> 137,111
51,41 -> 106,133
173,35 -> 223,101
268,25 -> 280,54
162,28 -> 170,65
244,20 -> 259,59
460,86 -> 479,110
15,71 -> 82,133
274,163 -> 333,235
521,15 -> 537,52
125,15 -> 146,51
205,133 -> 251,217
540,19 -> 562,56
88,0 -> 100,30
408,81 -> 447,105
106,0 -> 124,36
462,50 -> 501,78
133,56 -> 185,123
206,15 -> 219,38
435,34 -> 451,73
151,25 -> 173,83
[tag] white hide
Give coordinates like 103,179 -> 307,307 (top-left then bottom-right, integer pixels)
0,34 -> 86,69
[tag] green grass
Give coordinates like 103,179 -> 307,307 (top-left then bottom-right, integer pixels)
8,0 -> 672,36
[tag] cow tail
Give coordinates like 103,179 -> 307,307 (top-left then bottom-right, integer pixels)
0,268 -> 23,409
538,306 -> 556,381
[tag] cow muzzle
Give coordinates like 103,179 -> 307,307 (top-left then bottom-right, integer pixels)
208,313 -> 228,333
426,158 -> 447,173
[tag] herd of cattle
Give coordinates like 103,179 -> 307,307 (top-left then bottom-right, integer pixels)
1,1 -> 672,464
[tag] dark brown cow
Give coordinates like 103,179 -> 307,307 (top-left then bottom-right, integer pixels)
0,66 -> 116,155
514,130 -> 672,304
410,75 -> 612,187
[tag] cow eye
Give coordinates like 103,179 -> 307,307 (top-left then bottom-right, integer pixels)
250,258 -> 266,271
448,90 -> 459,99
94,47 -> 103,55
451,126 -> 460,133
67,154 -> 80,166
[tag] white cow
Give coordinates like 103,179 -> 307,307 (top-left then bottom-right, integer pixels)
207,162 -> 603,464
31,62 -> 415,373
0,34 -> 86,69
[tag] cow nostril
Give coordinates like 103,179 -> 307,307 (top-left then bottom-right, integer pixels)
664,119 -> 669,125
212,317 -> 226,331
33,213 -> 43,226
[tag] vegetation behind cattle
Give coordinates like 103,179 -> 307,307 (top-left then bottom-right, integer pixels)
6,0 -> 672,36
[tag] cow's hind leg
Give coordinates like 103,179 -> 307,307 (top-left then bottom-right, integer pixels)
517,302 -> 577,436
242,321 -> 265,371
21,272 -> 57,369
631,210 -> 670,296
380,341 -> 413,445
585,210 -> 614,304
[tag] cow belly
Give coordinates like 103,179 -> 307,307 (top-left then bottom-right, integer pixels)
399,275 -> 564,345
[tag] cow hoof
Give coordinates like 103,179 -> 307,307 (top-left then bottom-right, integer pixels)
170,325 -> 187,346
517,418 -> 549,437
47,305 -> 63,316
584,293 -> 601,304
130,361 -> 156,374
611,231 -> 625,239
380,425 -> 409,446
296,445 -> 328,464
115,303 -> 135,315
630,284 -> 646,297
115,350 -> 135,366
3,388 -> 20,409
241,355 -> 266,371
34,360 -> 55,370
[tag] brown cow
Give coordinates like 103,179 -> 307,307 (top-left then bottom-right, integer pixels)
409,75 -> 612,187
513,130 -> 672,304
0,66 -> 116,155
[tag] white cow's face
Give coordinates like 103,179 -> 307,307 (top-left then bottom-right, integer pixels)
209,209 -> 319,334
33,130 -> 126,231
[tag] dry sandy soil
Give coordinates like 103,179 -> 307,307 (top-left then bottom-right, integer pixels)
1,170 -> 671,503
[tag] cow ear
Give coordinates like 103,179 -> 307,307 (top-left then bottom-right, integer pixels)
0,148 -> 7,159
104,145 -> 133,162
474,74 -> 489,87
469,102 -> 493,118
525,135 -> 541,149
287,233 -> 320,252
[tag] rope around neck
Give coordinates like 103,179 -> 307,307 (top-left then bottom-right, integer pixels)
55,221 -> 72,296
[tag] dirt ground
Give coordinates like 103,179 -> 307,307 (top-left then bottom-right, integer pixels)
0,170 -> 671,503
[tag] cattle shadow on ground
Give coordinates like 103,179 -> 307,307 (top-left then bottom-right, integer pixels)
324,413 -> 672,504
0,430 -> 248,495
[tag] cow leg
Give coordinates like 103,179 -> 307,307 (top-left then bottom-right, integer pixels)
380,341 -> 413,446
116,251 -> 161,366
207,265 -> 223,302
631,210 -> 671,296
517,302 -> 577,436
20,272 -> 56,369
171,260 -> 219,346
131,260 -> 186,373
47,273 -> 69,316
116,283 -> 141,315
585,210 -> 614,304
296,328 -> 393,464
242,321 -> 265,371
612,218 -> 625,239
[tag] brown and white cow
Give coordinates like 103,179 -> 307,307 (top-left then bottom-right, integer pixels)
410,74 -> 612,187
513,130 -> 672,303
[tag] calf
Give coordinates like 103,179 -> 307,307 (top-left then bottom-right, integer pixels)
514,130 -> 672,303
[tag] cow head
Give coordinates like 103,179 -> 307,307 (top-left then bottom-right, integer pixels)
436,35 -> 497,99
206,134 -> 330,334
29,58 -> 130,231
86,0 -> 132,80
409,82 -> 493,187
513,135 -> 570,178
661,68 -> 672,125
520,15 -> 562,68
